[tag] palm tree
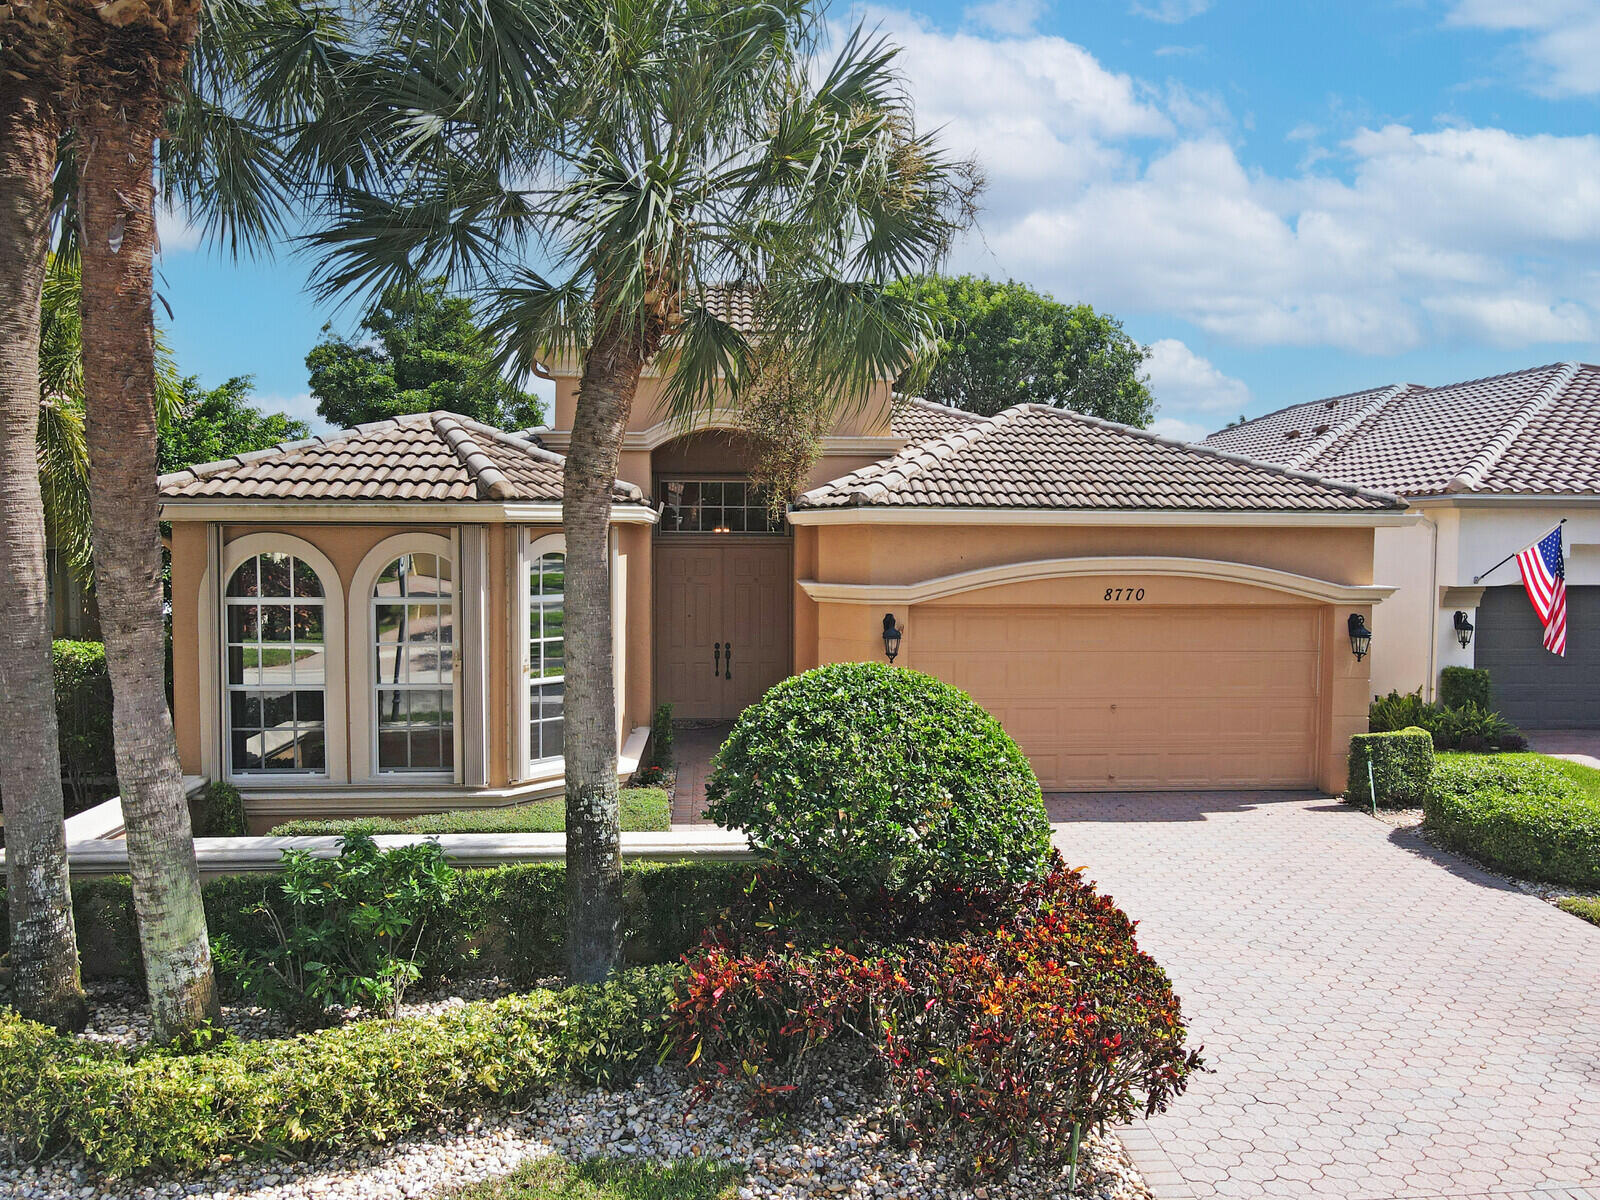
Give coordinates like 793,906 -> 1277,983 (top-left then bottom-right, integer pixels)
309,0 -> 977,980
61,0 -> 353,1039
0,0 -> 89,1032
39,255 -> 184,594
70,0 -> 223,1040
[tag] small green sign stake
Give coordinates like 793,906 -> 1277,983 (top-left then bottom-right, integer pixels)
1368,758 -> 1378,816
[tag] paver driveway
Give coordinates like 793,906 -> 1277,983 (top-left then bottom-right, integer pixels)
1049,792 -> 1600,1200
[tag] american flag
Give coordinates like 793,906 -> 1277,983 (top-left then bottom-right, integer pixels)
1515,525 -> 1567,657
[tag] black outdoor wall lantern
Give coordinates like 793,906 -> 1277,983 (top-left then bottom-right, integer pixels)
1454,610 -> 1475,649
881,613 -> 903,663
1348,613 -> 1373,661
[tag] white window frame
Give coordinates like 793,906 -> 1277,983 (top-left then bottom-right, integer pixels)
349,531 -> 461,784
217,534 -> 347,784
519,531 -> 568,776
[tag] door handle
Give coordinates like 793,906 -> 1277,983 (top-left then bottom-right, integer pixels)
713,642 -> 721,675
724,641 -> 733,680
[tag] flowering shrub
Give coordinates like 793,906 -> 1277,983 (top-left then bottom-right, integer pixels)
670,855 -> 1202,1178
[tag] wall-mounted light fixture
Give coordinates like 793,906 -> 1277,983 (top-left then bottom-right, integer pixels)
881,613 -> 903,663
1453,610 -> 1474,649
1348,613 -> 1373,661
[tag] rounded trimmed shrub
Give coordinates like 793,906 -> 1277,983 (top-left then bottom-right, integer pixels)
705,662 -> 1052,897
1424,753 -> 1600,888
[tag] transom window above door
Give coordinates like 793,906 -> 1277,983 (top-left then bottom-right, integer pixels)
657,478 -> 785,534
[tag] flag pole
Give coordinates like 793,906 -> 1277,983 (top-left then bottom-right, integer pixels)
1472,517 -> 1566,584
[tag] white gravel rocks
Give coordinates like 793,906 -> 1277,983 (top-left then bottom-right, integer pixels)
1,1065 -> 1152,1200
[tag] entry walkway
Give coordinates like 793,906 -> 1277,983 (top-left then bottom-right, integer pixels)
1050,791 -> 1600,1200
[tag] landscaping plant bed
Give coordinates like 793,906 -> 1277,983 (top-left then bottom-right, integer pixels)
1,1064 -> 1152,1200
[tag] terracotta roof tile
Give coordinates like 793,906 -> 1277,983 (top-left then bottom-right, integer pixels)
797,404 -> 1400,512
1202,362 -> 1597,497
158,411 -> 644,505
889,396 -> 985,442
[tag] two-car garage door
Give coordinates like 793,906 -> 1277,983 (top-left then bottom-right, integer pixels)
912,605 -> 1321,791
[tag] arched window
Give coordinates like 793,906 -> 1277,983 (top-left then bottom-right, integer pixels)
225,551 -> 328,774
372,551 -> 455,773
528,535 -> 565,763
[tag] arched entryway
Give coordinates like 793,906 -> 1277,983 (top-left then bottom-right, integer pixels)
650,430 -> 793,718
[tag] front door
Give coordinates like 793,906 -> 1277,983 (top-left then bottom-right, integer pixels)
654,539 -> 791,718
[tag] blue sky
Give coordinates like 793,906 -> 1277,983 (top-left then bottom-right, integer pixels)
157,0 -> 1600,441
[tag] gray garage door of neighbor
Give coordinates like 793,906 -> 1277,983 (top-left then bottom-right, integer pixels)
1476,584 -> 1599,728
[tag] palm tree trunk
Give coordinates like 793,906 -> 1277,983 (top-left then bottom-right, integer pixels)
0,78 -> 89,1033
563,321 -> 648,984
77,94 -> 219,1040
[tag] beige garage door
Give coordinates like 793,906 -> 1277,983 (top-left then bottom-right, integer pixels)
912,605 -> 1321,791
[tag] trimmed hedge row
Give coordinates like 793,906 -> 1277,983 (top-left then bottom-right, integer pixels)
1347,728 -> 1434,807
0,965 -> 680,1177
1424,754 -> 1600,889
0,860 -> 750,984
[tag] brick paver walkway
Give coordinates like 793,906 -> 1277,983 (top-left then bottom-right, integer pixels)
669,721 -> 729,826
1050,791 -> 1600,1200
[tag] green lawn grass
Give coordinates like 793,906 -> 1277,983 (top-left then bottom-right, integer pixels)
1556,896 -> 1600,927
1437,751 -> 1600,800
267,786 -> 670,836
439,1158 -> 742,1200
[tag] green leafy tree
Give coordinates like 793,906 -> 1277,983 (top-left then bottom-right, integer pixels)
889,275 -> 1153,425
158,376 -> 311,476
306,279 -> 545,430
307,0 -> 977,982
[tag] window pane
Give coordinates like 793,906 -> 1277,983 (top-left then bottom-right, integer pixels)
227,604 -> 259,642
294,605 -> 324,644
260,603 -> 291,643
259,553 -> 293,597
377,689 -> 408,728
378,730 -> 409,770
226,559 -> 259,598
292,557 -> 323,598
291,647 -> 325,686
232,731 -> 263,771
409,729 -> 443,770
230,692 -> 260,728
261,691 -> 296,728
298,729 -> 327,771
375,604 -> 406,643
296,690 -> 324,723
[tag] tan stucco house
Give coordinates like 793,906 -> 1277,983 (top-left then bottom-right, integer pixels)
160,371 -> 1408,830
1206,362 -> 1600,731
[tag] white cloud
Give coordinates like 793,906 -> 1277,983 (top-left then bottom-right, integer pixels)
1130,0 -> 1211,23
1143,338 -> 1253,414
1147,415 -> 1212,443
1447,0 -> 1600,97
964,0 -> 1049,36
156,204 -> 201,254
862,7 -> 1600,356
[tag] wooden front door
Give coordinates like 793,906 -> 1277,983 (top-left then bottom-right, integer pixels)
654,539 -> 792,719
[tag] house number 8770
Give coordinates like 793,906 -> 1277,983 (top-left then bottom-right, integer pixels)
1104,587 -> 1146,601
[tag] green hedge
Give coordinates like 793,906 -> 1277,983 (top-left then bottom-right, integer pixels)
191,782 -> 248,837
1347,728 -> 1434,807
0,860 -> 749,985
268,788 -> 670,837
1439,666 -> 1491,711
1424,754 -> 1600,889
1556,896 -> 1600,927
0,965 -> 680,1177
52,640 -> 116,809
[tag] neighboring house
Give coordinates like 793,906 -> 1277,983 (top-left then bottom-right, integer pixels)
1205,363 -> 1600,729
160,377 -> 1406,829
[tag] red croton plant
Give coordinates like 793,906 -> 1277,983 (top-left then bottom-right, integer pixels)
669,853 -> 1203,1180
